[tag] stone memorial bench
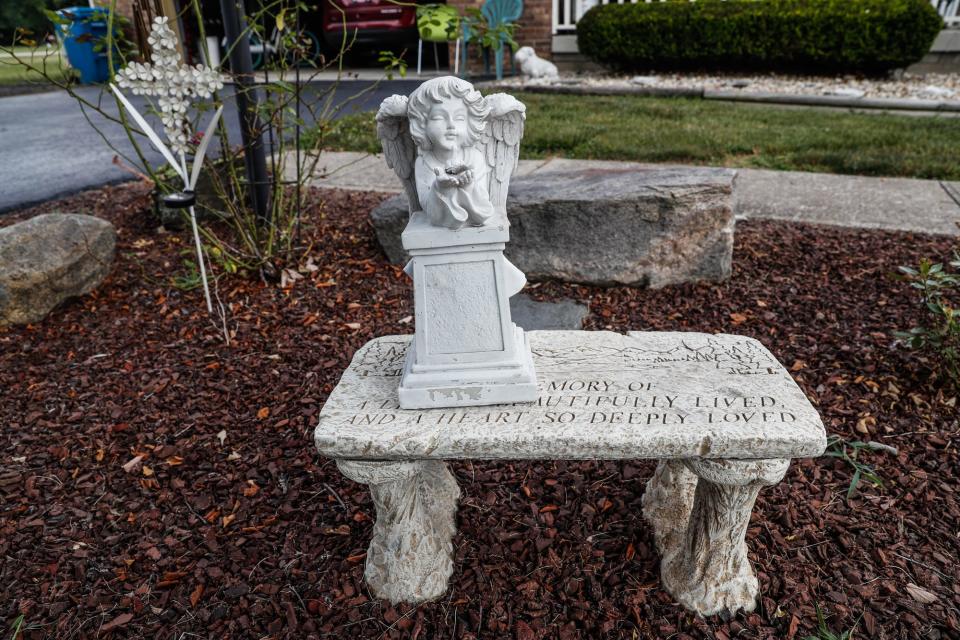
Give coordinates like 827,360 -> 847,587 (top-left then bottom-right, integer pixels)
315,330 -> 826,617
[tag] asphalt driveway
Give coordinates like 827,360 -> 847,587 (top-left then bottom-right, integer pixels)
0,79 -> 423,213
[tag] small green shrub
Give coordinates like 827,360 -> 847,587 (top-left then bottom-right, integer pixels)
824,436 -> 891,501
301,111 -> 379,153
803,604 -> 859,640
577,0 -> 943,75
896,254 -> 960,388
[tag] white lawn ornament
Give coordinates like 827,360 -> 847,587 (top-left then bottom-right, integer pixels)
111,16 -> 225,313
514,46 -> 558,81
376,77 -> 538,408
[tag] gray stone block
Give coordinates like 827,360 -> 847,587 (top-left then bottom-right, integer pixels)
371,166 -> 736,288
0,213 -> 116,325
510,293 -> 589,330
370,200 -> 409,266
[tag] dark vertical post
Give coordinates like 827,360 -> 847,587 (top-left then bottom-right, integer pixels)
294,6 -> 302,249
219,0 -> 271,225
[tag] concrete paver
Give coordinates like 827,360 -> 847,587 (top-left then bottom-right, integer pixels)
734,169 -> 960,236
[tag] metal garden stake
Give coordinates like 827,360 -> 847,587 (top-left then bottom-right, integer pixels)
110,16 -> 225,313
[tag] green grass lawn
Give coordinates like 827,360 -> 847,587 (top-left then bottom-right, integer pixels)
305,92 -> 960,181
0,47 -> 72,86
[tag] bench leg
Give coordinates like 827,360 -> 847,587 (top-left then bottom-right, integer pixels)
642,460 -> 699,567
336,459 -> 460,604
645,458 -> 789,618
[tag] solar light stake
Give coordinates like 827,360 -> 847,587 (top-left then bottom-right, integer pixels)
110,16 -> 226,314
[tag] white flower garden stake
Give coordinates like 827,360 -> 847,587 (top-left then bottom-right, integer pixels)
110,16 -> 226,313
116,17 -> 223,156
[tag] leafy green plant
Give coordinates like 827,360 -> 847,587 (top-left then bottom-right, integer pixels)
577,0 -> 942,75
8,615 -> 24,640
378,50 -> 408,80
6,614 -> 43,640
824,435 -> 885,500
1,0 -> 71,43
896,254 -> 960,387
416,4 -> 460,41
301,110 -> 379,153
172,254 -> 204,291
803,604 -> 859,640
463,7 -> 518,53
6,614 -> 42,639
171,243 -> 241,290
41,6 -> 135,60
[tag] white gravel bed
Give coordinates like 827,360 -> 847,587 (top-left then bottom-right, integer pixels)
495,71 -> 960,102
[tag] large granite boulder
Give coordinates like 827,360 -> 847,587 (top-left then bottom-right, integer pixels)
0,213 -> 116,325
371,166 -> 736,288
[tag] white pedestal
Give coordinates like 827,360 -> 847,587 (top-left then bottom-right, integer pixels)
398,212 -> 538,409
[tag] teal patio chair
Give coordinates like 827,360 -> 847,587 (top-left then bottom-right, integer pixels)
460,0 -> 523,80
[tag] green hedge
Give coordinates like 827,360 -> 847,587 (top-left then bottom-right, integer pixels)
576,0 -> 943,75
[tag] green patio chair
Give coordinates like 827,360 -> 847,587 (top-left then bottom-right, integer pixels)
417,4 -> 462,76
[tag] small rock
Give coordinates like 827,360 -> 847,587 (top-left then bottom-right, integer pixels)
826,87 -> 866,98
919,85 -> 954,98
0,213 -> 115,325
122,455 -> 144,474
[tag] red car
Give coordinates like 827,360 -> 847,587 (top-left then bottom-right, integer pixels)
321,0 -> 422,54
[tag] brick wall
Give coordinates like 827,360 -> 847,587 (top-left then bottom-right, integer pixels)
447,0 -> 554,71
519,0 -> 552,58
102,0 -> 135,21
97,0 -> 192,61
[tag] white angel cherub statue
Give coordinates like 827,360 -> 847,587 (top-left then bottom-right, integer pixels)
376,76 -> 525,230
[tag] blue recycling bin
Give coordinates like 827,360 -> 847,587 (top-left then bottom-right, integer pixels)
55,6 -> 113,84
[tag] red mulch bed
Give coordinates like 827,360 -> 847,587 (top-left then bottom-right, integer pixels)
1,183 -> 958,640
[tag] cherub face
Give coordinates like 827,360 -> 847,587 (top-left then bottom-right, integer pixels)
425,97 -> 469,153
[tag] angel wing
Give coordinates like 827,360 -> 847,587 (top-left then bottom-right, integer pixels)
482,93 -> 526,214
376,95 -> 421,214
